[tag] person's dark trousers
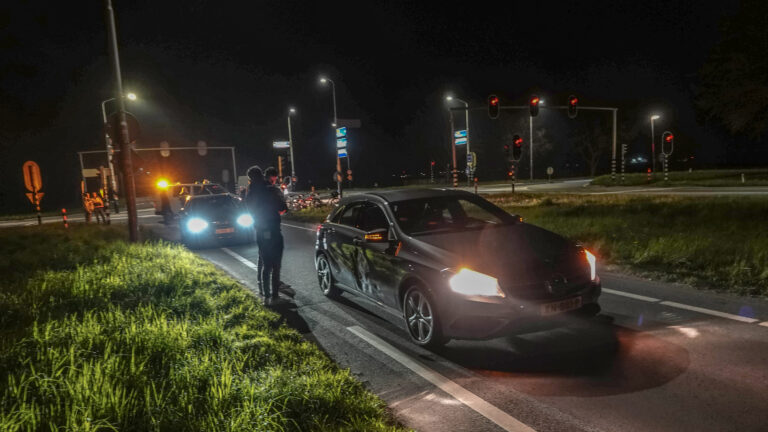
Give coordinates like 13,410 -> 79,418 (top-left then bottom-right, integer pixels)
257,229 -> 284,298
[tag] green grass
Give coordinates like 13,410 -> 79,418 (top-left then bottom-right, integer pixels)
592,168 -> 768,187
285,206 -> 334,224
487,194 -> 768,296
0,224 -> 404,431
287,194 -> 768,296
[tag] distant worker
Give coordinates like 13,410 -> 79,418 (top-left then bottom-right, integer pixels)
91,192 -> 106,224
82,193 -> 94,223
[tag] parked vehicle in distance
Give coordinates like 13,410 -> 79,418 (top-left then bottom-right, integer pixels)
314,188 -> 601,348
179,193 -> 255,249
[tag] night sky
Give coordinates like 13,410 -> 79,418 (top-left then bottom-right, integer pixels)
0,0 -> 751,212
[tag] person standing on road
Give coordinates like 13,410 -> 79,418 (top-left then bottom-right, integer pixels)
82,193 -> 94,223
247,166 -> 288,305
91,192 -> 106,224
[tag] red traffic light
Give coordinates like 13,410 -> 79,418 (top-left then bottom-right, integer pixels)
567,94 -> 579,119
430,161 -> 435,166
513,137 -> 523,146
488,94 -> 500,119
665,134 -> 674,142
569,97 -> 578,106
529,95 -> 540,117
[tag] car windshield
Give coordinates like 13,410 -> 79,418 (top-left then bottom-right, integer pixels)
188,195 -> 241,216
389,195 -> 515,236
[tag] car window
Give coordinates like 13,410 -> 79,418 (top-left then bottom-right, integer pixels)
359,203 -> 389,232
337,202 -> 364,229
389,196 -> 513,236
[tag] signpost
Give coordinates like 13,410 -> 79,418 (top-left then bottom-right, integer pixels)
546,166 -> 554,182
23,161 -> 43,225
335,127 -> 349,195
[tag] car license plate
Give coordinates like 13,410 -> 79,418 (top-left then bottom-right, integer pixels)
541,296 -> 582,316
215,228 -> 235,234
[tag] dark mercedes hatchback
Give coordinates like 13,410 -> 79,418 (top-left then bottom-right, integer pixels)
314,189 -> 601,348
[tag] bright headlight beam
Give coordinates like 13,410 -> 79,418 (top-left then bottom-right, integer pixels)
187,218 -> 208,233
585,249 -> 596,281
236,214 -> 254,227
449,268 -> 504,297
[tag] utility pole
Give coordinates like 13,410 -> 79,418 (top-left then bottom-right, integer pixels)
287,108 -> 296,187
529,115 -> 534,181
104,0 -> 137,241
449,110 -> 457,187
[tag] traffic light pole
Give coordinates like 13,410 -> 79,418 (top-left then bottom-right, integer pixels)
104,0 -> 138,242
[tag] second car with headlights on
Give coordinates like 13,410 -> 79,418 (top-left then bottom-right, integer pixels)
179,193 -> 255,248
314,189 -> 601,348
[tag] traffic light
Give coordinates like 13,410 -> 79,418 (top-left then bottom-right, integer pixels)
529,95 -> 540,117
488,94 -> 500,119
346,169 -> 353,182
568,95 -> 578,119
661,131 -> 674,155
512,135 -> 523,161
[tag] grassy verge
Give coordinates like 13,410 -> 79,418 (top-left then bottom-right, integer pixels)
591,168 -> 768,187
0,224 -> 404,431
487,194 -> 768,296
285,206 -> 333,225
286,195 -> 767,296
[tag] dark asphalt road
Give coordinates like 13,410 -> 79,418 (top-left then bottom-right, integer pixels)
155,219 -> 768,432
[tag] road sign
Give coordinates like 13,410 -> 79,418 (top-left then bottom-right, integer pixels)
26,192 -> 44,203
336,127 -> 348,138
454,130 -> 467,138
455,137 -> 467,146
338,148 -> 348,158
336,137 -> 348,148
23,161 -> 42,192
337,119 -> 361,128
105,112 -> 141,143
467,152 -> 477,169
546,167 -> 554,175
273,141 -> 290,149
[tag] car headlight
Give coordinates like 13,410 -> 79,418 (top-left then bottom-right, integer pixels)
236,213 -> 254,227
449,268 -> 505,297
187,217 -> 208,233
584,249 -> 596,281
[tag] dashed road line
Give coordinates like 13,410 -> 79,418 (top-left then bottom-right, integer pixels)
602,288 -> 659,302
347,325 -> 536,432
660,301 -> 759,324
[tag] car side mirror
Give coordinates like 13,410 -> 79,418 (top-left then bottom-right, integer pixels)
364,228 -> 388,243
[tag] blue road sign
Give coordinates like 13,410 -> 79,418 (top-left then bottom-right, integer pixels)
455,137 -> 467,145
336,127 -> 347,138
337,148 -> 348,158
336,137 -> 348,148
454,130 -> 467,138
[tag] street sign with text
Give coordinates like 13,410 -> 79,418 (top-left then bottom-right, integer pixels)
455,137 -> 467,146
273,141 -> 290,149
336,137 -> 348,148
337,148 -> 348,158
454,130 -> 467,138
336,127 -> 347,138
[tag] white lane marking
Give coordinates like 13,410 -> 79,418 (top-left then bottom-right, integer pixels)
221,247 -> 259,271
602,288 -> 660,302
347,325 -> 536,432
660,301 -> 759,324
759,322 -> 768,328
282,222 -> 316,232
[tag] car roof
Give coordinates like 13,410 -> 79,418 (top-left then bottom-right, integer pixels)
342,188 -> 475,204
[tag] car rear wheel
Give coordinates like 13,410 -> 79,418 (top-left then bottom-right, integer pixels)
403,285 -> 447,348
316,254 -> 340,298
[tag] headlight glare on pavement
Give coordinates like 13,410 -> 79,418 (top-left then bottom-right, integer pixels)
449,268 -> 505,297
187,218 -> 208,233
236,213 -> 254,227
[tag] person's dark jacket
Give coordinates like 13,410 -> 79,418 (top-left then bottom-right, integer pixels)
246,181 -> 287,231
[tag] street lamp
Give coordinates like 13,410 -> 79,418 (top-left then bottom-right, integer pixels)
320,75 -> 343,195
319,77 -> 337,127
287,107 -> 297,185
651,114 -> 660,174
445,95 -> 471,186
100,91 -> 137,211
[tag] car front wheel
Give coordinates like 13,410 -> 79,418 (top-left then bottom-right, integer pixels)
403,285 -> 447,348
